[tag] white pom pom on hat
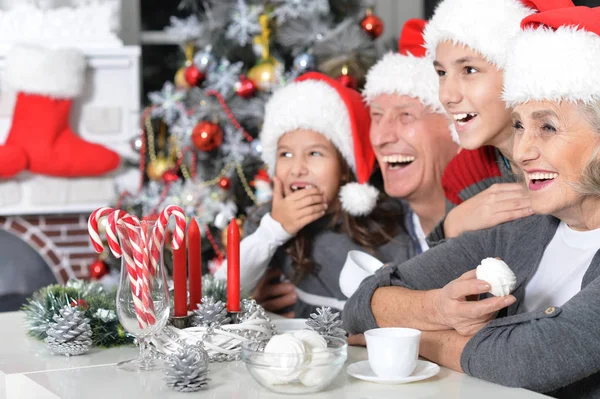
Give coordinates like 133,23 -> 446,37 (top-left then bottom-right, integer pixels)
260,72 -> 379,216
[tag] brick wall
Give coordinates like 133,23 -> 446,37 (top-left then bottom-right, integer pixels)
0,214 -> 97,284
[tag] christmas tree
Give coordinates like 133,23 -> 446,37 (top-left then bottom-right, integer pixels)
112,0 -> 389,277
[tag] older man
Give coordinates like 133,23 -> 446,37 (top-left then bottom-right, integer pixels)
252,19 -> 459,316
363,18 -> 458,253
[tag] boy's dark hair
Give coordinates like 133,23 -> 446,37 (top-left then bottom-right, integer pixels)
285,149 -> 404,283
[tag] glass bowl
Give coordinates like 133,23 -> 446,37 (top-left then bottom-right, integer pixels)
241,335 -> 348,394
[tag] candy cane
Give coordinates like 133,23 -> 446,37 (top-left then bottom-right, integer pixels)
149,205 -> 187,277
116,213 -> 157,328
117,224 -> 149,330
88,207 -> 115,254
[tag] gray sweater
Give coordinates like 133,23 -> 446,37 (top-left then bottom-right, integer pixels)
343,214 -> 600,398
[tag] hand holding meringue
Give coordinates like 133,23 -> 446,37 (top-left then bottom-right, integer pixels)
476,257 -> 517,297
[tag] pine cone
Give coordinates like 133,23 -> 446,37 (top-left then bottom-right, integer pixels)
191,297 -> 230,328
45,305 -> 93,356
306,307 -> 346,339
164,346 -> 210,392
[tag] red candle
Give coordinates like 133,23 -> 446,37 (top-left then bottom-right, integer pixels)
188,218 -> 202,310
227,218 -> 240,312
173,227 -> 187,317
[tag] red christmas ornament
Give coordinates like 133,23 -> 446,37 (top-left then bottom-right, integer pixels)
360,11 -> 384,39
162,170 -> 179,183
89,259 -> 108,280
71,298 -> 89,310
218,176 -> 231,190
192,121 -> 224,152
336,73 -> 358,90
184,65 -> 205,86
235,75 -> 256,98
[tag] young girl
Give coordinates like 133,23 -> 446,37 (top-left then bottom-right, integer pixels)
423,0 -> 549,242
215,72 -> 409,318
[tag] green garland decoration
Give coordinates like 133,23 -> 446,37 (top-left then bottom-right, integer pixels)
22,280 -> 133,348
22,276 -> 248,348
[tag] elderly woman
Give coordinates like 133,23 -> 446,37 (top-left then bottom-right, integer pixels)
343,4 -> 600,398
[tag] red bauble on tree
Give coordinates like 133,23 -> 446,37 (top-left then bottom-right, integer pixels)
89,259 -> 108,280
192,121 -> 224,151
162,170 -> 179,183
235,75 -> 256,98
360,10 -> 384,39
218,176 -> 231,190
184,65 -> 205,86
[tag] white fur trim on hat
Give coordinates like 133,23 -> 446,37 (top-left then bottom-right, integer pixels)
339,182 -> 379,216
5,44 -> 86,98
260,80 -> 355,176
364,52 -> 461,144
503,26 -> 600,106
364,52 -> 445,114
423,0 -> 536,68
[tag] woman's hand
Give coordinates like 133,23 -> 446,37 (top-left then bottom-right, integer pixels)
444,183 -> 533,238
252,268 -> 296,318
270,177 -> 328,235
432,270 -> 516,336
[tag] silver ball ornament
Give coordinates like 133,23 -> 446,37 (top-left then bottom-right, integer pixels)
293,52 -> 316,72
250,139 -> 263,155
130,135 -> 143,153
193,47 -> 216,73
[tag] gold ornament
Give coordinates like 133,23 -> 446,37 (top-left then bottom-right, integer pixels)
174,67 -> 191,90
220,218 -> 245,250
248,13 -> 280,91
174,42 -> 196,89
147,156 -> 176,181
248,61 -> 278,91
145,119 -> 177,181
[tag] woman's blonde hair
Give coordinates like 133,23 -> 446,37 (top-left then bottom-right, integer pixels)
574,100 -> 600,196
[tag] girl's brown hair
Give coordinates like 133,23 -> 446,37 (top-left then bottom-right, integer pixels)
285,149 -> 404,283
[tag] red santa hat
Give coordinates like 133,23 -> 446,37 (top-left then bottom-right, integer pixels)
423,0 -> 545,69
363,18 -> 459,143
503,3 -> 600,106
260,72 -> 378,216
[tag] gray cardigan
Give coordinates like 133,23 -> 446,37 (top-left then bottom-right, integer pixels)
343,214 -> 600,398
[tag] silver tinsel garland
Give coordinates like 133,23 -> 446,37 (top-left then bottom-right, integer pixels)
306,307 -> 347,339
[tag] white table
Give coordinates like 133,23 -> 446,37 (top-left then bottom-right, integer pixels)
0,312 -> 550,399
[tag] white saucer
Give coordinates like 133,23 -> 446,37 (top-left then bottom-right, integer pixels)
272,318 -> 308,333
346,360 -> 440,384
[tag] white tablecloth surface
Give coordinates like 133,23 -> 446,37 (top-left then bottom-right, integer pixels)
0,311 -> 549,399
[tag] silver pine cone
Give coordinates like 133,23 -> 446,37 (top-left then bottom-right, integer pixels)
191,296 -> 230,328
306,306 -> 346,339
164,345 -> 210,392
45,305 -> 92,356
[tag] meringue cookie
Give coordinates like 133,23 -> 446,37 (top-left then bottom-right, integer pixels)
476,257 -> 517,297
293,330 -> 327,351
299,347 -> 334,387
264,334 -> 308,383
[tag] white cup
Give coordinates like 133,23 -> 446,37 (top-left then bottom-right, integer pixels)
364,328 -> 421,379
339,250 -> 383,298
